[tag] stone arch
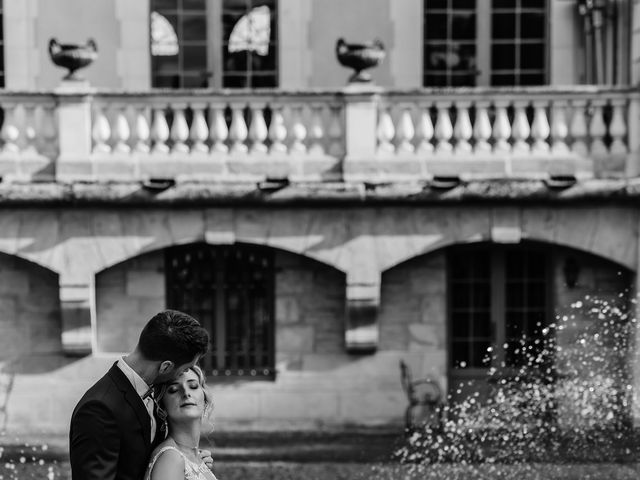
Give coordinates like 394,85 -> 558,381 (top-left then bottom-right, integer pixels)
377,206 -> 637,275
94,241 -> 347,355
0,251 -> 62,361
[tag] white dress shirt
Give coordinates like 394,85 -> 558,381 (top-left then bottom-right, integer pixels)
117,357 -> 157,442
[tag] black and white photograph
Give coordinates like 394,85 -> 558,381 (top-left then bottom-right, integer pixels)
0,0 -> 639,479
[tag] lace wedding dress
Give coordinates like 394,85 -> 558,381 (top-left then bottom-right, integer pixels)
145,445 -> 218,480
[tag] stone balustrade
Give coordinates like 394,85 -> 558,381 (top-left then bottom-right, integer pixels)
0,92 -> 58,182
0,86 -> 637,183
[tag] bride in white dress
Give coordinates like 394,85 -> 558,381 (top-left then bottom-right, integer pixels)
145,365 -> 218,480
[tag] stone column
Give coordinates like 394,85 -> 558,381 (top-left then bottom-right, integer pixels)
54,81 -> 96,182
59,279 -> 95,356
345,278 -> 380,353
341,85 -> 381,183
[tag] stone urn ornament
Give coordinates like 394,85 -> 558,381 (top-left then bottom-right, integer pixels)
49,38 -> 98,80
336,38 -> 386,84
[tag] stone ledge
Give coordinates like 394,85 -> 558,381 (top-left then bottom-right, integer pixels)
0,178 -> 638,206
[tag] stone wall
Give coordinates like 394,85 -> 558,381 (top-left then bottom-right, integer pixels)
96,251 -> 165,353
0,252 -> 61,359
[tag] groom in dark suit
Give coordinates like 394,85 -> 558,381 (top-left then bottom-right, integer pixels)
69,310 -> 210,480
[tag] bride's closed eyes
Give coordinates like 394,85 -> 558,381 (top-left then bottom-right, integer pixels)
167,379 -> 200,394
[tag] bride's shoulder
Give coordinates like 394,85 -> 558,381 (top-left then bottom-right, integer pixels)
148,442 -> 185,480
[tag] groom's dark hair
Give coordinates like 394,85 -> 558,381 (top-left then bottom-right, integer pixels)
137,310 -> 209,365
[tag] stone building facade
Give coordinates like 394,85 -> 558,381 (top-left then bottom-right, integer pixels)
0,0 -> 640,435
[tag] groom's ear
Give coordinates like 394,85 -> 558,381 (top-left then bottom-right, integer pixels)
158,360 -> 175,375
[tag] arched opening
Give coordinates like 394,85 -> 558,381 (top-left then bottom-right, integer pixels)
96,242 -> 346,381
0,252 -> 61,362
446,241 -> 633,428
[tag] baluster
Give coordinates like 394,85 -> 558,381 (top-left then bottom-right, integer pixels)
209,105 -> 229,153
190,103 -> 209,153
290,105 -> 307,153
91,104 -> 111,153
569,99 -> 588,157
41,104 -> 58,157
415,106 -> 434,153
396,106 -> 415,153
588,99 -> 607,156
376,106 -> 395,154
453,101 -> 472,154
530,100 -> 550,153
133,106 -> 150,153
511,101 -> 530,154
229,103 -> 249,153
473,101 -> 492,153
308,103 -> 325,155
434,102 -> 453,153
112,107 -> 131,153
328,104 -> 344,157
248,103 -> 268,153
22,103 -> 38,154
170,103 -> 189,153
549,100 -> 570,154
151,106 -> 170,153
268,105 -> 287,154
609,98 -> 627,155
492,101 -> 511,154
1,103 -> 21,154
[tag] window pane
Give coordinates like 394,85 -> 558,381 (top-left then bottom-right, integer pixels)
152,54 -> 179,73
521,12 -> 545,39
492,13 -> 516,39
474,312 -> 492,337
223,74 -> 249,88
492,43 -> 515,70
452,0 -> 475,8
153,0 -> 177,10
426,13 -> 448,39
183,45 -> 207,70
250,73 -> 277,88
520,43 -> 544,69
183,0 -> 206,10
452,12 -> 475,40
182,15 -> 207,41
424,73 -> 447,87
426,0 -> 448,10
452,312 -> 471,338
472,341 -> 491,367
520,73 -> 544,85
452,341 -> 470,368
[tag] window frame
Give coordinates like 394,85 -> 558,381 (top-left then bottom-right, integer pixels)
423,0 -> 549,87
165,243 -> 276,380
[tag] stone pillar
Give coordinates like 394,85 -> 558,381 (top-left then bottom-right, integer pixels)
344,279 -> 380,353
59,279 -> 95,356
341,86 -> 381,183
54,81 -> 96,182
626,95 -> 640,177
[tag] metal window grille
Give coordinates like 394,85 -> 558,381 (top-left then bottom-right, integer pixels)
165,243 -> 275,378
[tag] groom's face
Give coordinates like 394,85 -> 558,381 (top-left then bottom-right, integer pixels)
155,354 -> 201,383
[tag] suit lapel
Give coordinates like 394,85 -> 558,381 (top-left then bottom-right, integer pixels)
107,363 -> 152,446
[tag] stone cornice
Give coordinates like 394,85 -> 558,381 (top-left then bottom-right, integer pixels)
0,178 -> 639,207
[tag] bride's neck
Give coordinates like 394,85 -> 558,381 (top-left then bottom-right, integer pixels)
169,421 -> 201,449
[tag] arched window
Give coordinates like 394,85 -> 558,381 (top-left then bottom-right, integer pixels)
165,243 -> 275,379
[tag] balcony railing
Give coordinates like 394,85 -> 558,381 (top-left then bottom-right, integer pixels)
0,85 -> 637,183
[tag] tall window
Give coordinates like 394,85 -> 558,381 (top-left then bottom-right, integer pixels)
166,244 -> 275,378
424,0 -> 547,87
222,0 -> 278,87
150,0 -> 209,88
150,0 -> 278,88
448,244 -> 550,374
